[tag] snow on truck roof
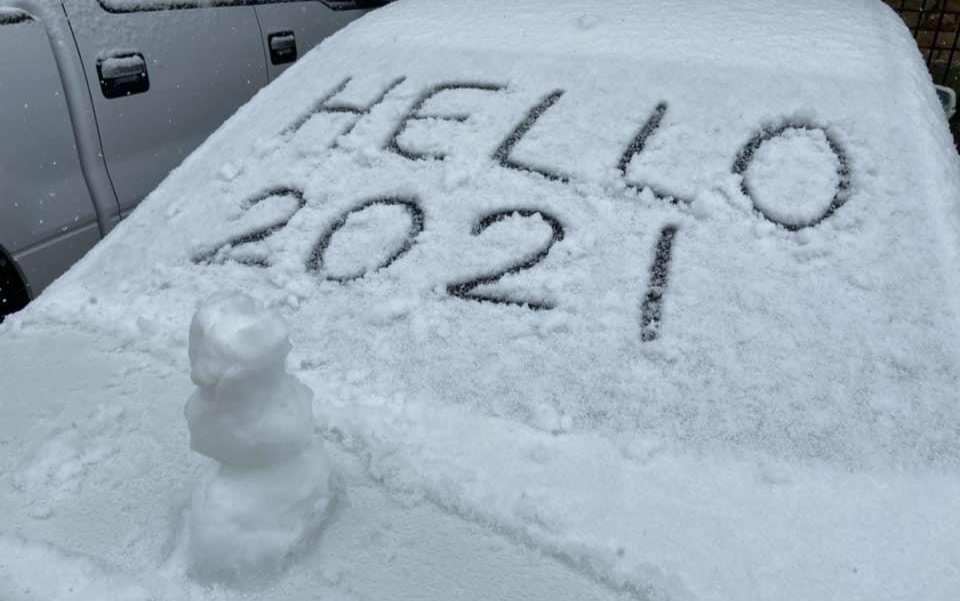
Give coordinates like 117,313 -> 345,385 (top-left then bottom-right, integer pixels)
4,0 -> 960,599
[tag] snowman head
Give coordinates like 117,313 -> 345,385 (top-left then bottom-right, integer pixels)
188,293 -> 291,388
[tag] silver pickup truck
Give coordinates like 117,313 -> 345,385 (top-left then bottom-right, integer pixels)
0,0 -> 380,319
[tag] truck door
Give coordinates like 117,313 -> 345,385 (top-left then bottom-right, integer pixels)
253,1 -> 367,81
61,0 -> 268,214
0,9 -> 100,297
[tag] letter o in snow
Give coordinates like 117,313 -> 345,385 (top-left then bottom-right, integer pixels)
733,124 -> 851,231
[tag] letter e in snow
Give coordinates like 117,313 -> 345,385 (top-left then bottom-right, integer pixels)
385,82 -> 504,161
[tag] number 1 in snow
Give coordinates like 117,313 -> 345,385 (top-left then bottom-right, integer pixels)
640,226 -> 677,342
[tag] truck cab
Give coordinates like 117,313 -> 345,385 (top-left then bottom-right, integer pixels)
0,0 -> 379,319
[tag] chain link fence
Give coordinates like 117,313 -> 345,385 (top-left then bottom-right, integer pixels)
885,0 -> 960,139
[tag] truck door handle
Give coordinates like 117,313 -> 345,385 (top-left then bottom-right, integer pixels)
96,52 -> 149,99
268,31 -> 297,65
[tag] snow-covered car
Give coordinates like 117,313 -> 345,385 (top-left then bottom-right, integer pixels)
2,0 -> 960,599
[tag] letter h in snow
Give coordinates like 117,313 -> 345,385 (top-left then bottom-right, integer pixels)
282,76 -> 407,147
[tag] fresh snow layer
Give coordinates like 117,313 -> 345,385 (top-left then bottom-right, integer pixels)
4,0 -> 960,599
0,328 -> 626,601
0,7 -> 29,20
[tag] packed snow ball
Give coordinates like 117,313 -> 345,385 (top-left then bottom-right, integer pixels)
184,294 -> 336,581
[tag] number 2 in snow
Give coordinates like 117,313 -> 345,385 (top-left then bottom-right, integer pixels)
446,209 -> 565,310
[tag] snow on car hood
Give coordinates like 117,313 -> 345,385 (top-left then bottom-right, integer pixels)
5,0 -> 960,599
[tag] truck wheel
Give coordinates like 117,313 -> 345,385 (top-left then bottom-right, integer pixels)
0,252 -> 30,322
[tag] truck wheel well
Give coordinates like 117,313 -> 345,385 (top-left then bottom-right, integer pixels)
0,248 -> 30,321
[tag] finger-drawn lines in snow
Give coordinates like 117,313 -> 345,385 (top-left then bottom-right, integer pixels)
279,78 -> 855,234
733,123 -> 851,231
447,210 -> 565,311
640,226 -> 678,342
193,187 -> 306,267
618,102 -> 689,205
385,82 -> 505,161
216,77 -> 858,343
492,90 -> 570,184
307,198 -> 425,282
282,76 -> 406,147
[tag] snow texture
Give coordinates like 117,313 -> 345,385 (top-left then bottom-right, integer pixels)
3,0 -> 960,600
184,294 -> 334,580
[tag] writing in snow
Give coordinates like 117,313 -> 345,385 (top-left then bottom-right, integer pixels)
280,76 -> 851,232
196,76 -> 853,342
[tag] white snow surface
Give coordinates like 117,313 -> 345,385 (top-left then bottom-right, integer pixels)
4,0 -> 960,599
0,7 -> 30,22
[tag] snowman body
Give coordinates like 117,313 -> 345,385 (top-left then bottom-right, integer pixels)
184,294 -> 334,580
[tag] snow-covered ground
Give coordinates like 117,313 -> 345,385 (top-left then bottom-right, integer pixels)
3,0 -> 960,599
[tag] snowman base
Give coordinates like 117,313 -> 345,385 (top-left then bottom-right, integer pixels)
187,442 -> 335,581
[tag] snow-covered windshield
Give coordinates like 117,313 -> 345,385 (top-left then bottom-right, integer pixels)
44,0 -> 960,466
7,0 -> 960,599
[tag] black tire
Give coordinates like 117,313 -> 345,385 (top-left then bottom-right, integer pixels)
0,252 -> 30,322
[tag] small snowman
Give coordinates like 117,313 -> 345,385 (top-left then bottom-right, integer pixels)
184,293 -> 335,580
